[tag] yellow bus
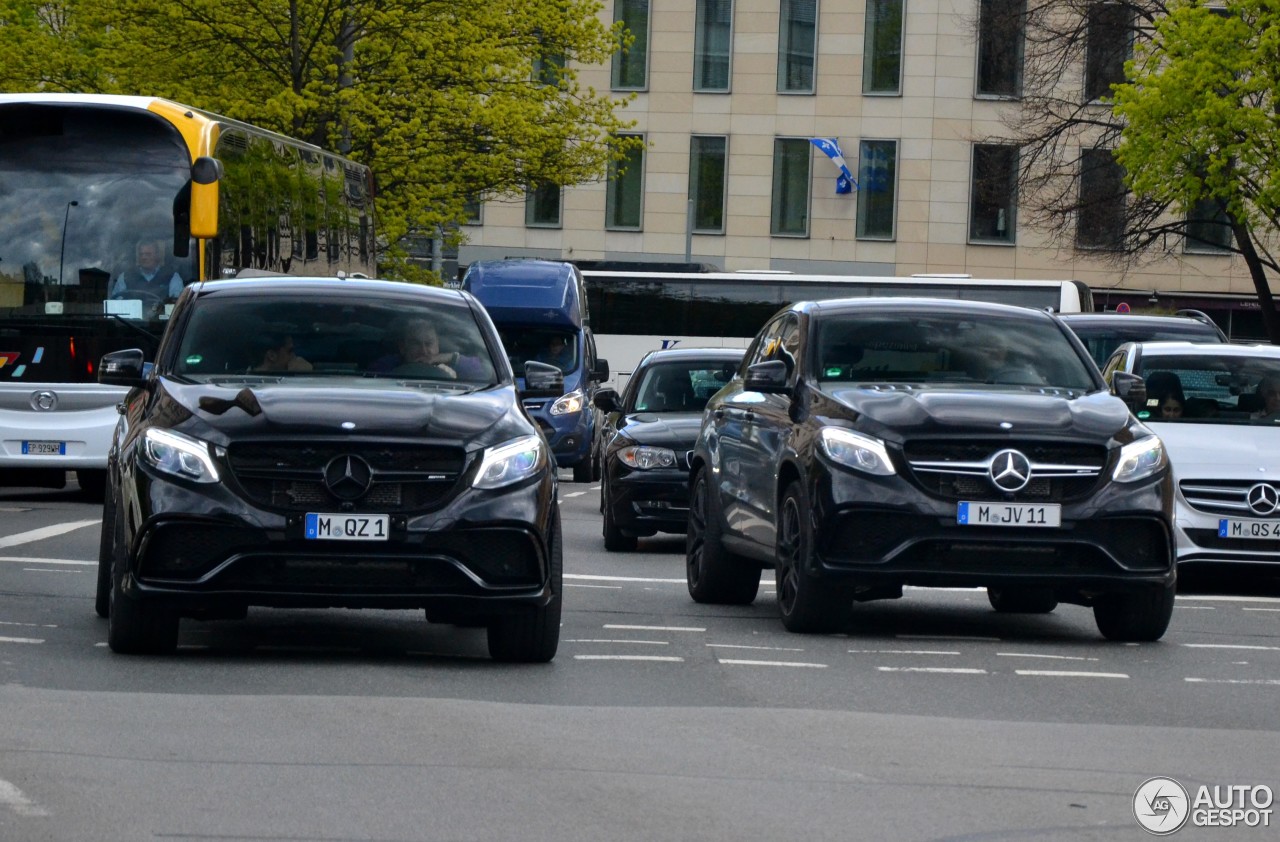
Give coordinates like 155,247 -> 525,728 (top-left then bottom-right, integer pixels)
0,94 -> 377,496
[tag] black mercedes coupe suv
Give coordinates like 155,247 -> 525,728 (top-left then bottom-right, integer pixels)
95,277 -> 562,661
686,298 -> 1176,641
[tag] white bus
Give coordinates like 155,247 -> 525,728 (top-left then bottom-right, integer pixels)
581,270 -> 1093,391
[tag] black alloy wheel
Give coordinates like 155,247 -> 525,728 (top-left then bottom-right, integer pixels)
94,480 -> 117,618
107,506 -> 180,655
1093,581 -> 1176,642
602,479 -> 637,552
685,467 -> 760,605
776,480 -> 849,634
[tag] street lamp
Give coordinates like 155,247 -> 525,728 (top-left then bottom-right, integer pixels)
57,200 -> 79,285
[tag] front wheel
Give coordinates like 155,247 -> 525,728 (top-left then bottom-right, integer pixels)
94,483 -> 118,618
1093,582 -> 1176,642
602,484 -> 637,552
487,505 -> 562,662
686,467 -> 760,605
776,481 -> 848,634
108,561 -> 180,655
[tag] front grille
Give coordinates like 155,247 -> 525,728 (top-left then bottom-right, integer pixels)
1180,479 -> 1280,518
226,441 -> 466,513
903,439 -> 1105,502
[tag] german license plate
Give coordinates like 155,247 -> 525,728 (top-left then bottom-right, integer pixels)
957,502 -> 1061,527
304,513 -> 390,541
1218,518 -> 1280,539
22,440 -> 66,456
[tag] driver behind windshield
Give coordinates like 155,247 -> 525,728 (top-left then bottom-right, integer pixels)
109,239 -> 183,301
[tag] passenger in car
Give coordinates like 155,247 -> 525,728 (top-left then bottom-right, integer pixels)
1144,371 -> 1185,418
251,326 -> 313,373
1252,375 -> 1280,421
370,317 -> 484,379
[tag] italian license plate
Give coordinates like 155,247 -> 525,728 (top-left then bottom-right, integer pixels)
1218,518 -> 1280,539
305,513 -> 390,541
957,502 -> 1062,528
22,440 -> 66,456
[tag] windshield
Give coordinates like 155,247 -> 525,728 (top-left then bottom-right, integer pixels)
816,312 -> 1098,391
1135,352 -> 1280,425
174,293 -> 498,385
631,361 -> 738,413
496,326 -> 579,374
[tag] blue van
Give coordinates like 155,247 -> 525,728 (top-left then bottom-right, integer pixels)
462,259 -> 609,482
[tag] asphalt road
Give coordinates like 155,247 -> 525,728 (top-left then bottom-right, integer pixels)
1,475 -> 1278,841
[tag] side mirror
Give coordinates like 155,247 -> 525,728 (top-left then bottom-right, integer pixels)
593,388 -> 620,413
744,359 -> 790,394
524,360 -> 564,395
1111,371 -> 1148,416
189,156 -> 223,239
594,358 -> 610,381
99,349 -> 147,388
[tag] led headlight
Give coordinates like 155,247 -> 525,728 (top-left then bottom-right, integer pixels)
819,427 -> 896,476
549,390 -> 585,416
474,435 -> 546,489
1113,435 -> 1167,483
140,428 -> 220,483
618,445 -> 677,470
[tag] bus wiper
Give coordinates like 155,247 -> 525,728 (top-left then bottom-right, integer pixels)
105,312 -> 164,343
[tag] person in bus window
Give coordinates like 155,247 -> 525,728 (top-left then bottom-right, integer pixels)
109,239 -> 183,301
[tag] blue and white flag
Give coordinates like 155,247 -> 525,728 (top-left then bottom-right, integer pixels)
810,137 -> 857,194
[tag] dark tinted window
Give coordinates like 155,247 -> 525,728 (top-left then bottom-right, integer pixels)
1066,320 -> 1225,367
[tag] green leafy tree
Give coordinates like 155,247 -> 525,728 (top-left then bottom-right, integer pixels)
0,0 -> 639,281
1113,0 -> 1280,342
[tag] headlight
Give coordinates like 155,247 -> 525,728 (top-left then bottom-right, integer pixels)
474,435 -> 546,489
618,445 -> 677,470
549,389 -> 585,416
1113,435 -> 1167,483
140,428 -> 220,483
819,427 -> 896,476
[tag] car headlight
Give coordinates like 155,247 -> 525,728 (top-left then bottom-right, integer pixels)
140,428 -> 220,483
474,435 -> 546,490
1113,435 -> 1167,483
819,427 -> 896,476
618,445 -> 677,470
549,389 -> 584,416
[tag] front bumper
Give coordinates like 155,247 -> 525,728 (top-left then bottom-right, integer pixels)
1173,480 -> 1280,573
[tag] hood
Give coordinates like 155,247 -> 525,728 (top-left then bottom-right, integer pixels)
822,385 -> 1132,441
1151,421 -> 1280,479
157,377 -> 529,448
617,412 -> 704,447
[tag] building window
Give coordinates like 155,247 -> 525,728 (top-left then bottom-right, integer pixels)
695,0 -> 733,91
532,51 -> 565,88
606,135 -> 645,230
525,183 -> 561,228
976,0 -> 1025,97
970,144 -> 1018,243
856,140 -> 897,240
612,0 -> 650,90
689,136 -> 728,234
863,0 -> 904,95
462,195 -> 482,226
1186,197 -> 1233,253
1076,148 -> 1125,250
1085,4 -> 1133,102
778,0 -> 817,93
771,138 -> 811,236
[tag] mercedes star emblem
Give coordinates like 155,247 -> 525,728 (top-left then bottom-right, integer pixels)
323,454 -> 374,501
989,449 -> 1032,493
1246,483 -> 1280,516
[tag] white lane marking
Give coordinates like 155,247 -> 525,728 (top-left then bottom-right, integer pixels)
997,652 -> 1100,662
897,634 -> 1001,642
1176,606 -> 1216,610
0,556 -> 95,567
0,636 -> 44,644
1015,670 -> 1129,678
1186,677 -> 1280,686
708,643 -> 805,652
0,621 -> 57,629
568,574 -> 685,584
849,649 -> 959,656
561,491 -> 589,499
1177,595 -> 1280,603
0,521 -> 99,549
565,639 -> 669,645
876,666 -> 986,674
604,624 -> 705,632
1182,643 -> 1280,652
0,779 -> 48,817
0,507 -> 32,512
718,659 -> 827,668
1243,608 -> 1280,613
574,655 -> 684,662
23,568 -> 83,574
565,583 -> 622,589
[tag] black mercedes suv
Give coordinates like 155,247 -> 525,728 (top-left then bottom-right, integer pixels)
95,277 -> 562,661
686,298 -> 1176,641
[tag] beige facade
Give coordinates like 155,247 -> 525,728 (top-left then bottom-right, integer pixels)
456,1 -> 1257,311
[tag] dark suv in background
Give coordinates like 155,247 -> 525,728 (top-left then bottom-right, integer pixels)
96,278 -> 563,662
686,298 -> 1177,641
1060,310 -> 1226,368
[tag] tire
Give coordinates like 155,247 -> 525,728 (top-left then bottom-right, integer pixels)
572,458 -> 592,483
1094,582 -> 1176,642
76,469 -> 107,501
107,515 -> 180,655
686,467 -> 760,605
94,483 -> 117,618
776,480 -> 849,633
987,587 -> 1058,614
602,483 -> 637,552
487,505 -> 562,662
